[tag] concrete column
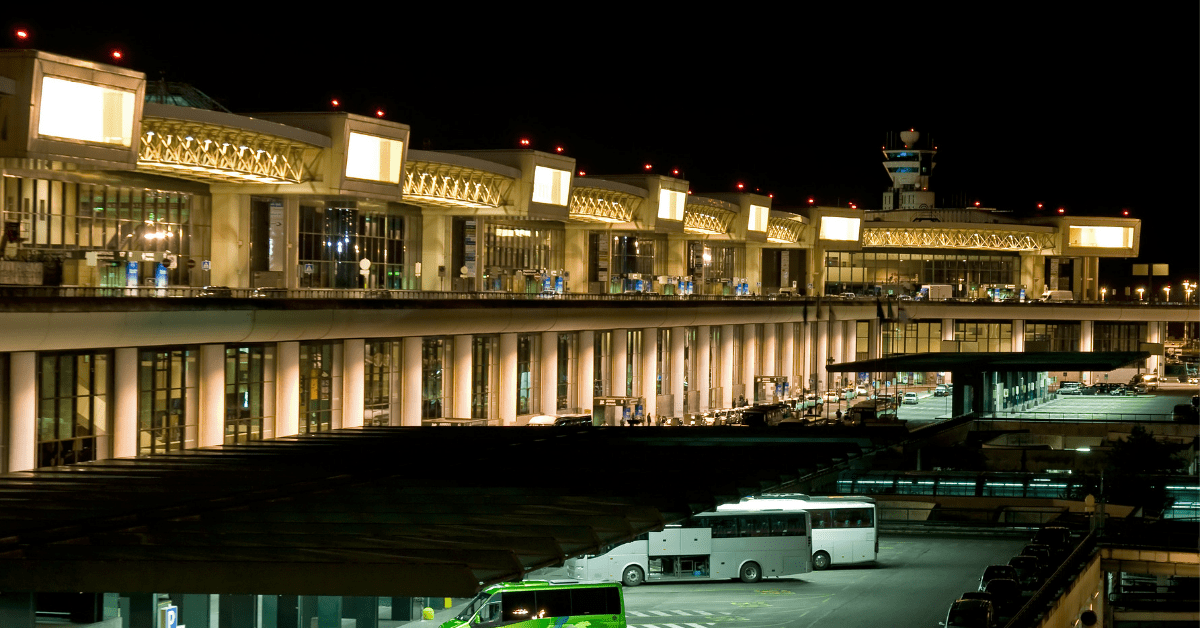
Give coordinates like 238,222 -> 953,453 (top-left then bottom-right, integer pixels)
612,329 -> 628,398
342,339 -> 365,429
746,244 -> 763,294
420,213 -> 449,292
697,325 -> 711,413
179,594 -> 212,628
541,331 -> 558,415
127,593 -> 156,628
1080,320 -> 1095,352
276,342 -> 300,437
666,235 -> 688,280
843,320 -> 857,363
454,335 -> 473,418
284,197 -> 300,289
0,591 -> 34,628
1148,321 -> 1163,377
641,328 -> 658,420
671,327 -> 686,417
867,319 -> 880,361
762,323 -> 778,376
209,192 -> 250,288
1019,252 -> 1041,298
7,353 -> 35,472
799,322 -> 813,391
500,333 -> 518,425
815,321 -> 829,392
1012,320 -> 1025,353
720,325 -> 735,408
942,318 -> 955,341
402,337 -> 423,425
742,323 -> 757,400
564,229 -> 589,294
112,348 -> 138,459
199,344 -> 225,448
829,321 -> 844,388
578,331 -> 595,411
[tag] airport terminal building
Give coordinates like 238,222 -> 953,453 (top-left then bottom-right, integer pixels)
0,49 -> 1194,472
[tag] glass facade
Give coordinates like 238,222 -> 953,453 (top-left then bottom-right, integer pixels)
588,233 -> 664,293
299,342 -> 337,433
225,345 -> 275,443
364,340 -> 401,426
517,334 -> 537,416
471,336 -> 497,419
37,351 -> 110,468
556,333 -> 575,412
1025,322 -> 1082,352
955,321 -> 1013,352
856,321 -> 870,361
421,338 -> 449,419
823,251 -> 1018,297
138,348 -> 197,455
687,242 -> 742,295
298,203 -> 418,290
883,321 -> 943,356
3,177 -> 209,287
594,331 -> 611,397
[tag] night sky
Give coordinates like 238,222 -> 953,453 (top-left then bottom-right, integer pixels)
7,9 -> 1197,289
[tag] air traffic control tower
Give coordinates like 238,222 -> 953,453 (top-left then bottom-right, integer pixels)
881,129 -> 937,210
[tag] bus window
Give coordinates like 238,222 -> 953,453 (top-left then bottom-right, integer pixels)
739,516 -> 769,537
502,591 -> 536,622
809,509 -> 832,529
571,586 -> 619,616
711,517 -> 736,538
478,600 -> 502,624
536,589 -> 572,618
786,516 -> 806,536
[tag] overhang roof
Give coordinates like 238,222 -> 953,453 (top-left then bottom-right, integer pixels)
0,427 -> 882,596
826,351 -> 1150,373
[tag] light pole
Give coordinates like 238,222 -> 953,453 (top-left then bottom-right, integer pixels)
1101,287 -> 1107,302
1163,285 -> 1171,302
1137,287 -> 1145,301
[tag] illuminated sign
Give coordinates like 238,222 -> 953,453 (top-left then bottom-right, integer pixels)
1068,225 -> 1133,248
658,189 -> 685,221
38,76 -> 136,146
819,216 -> 861,241
346,132 -> 404,183
748,204 -> 769,232
533,166 -> 571,206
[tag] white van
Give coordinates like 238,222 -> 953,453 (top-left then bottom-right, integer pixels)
1040,290 -> 1074,302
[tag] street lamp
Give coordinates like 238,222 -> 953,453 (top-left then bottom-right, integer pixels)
1163,285 -> 1171,302
1137,287 -> 1145,301
1101,287 -> 1107,302
1183,280 -> 1193,303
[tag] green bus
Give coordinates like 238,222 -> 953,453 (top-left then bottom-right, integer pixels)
441,580 -> 625,628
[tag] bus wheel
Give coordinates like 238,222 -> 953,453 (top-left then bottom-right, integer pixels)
813,551 -> 830,571
622,565 -> 644,586
739,562 -> 761,583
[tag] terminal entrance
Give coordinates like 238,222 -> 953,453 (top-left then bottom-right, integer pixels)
753,375 -> 791,404
592,396 -> 645,426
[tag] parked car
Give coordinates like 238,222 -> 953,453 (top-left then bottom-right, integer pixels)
1057,382 -> 1082,395
945,598 -> 997,628
983,578 -> 1022,615
934,384 -> 950,397
1032,526 -> 1072,558
978,564 -> 1019,591
1019,544 -> 1053,571
1008,556 -> 1041,588
824,390 -> 842,403
903,392 -> 919,405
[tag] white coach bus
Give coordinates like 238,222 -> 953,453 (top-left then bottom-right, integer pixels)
567,500 -> 813,586
769,495 -> 878,570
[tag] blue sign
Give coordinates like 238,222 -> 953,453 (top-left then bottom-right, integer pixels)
635,404 -> 643,418
635,279 -> 644,292
687,281 -> 693,294
163,605 -> 178,628
201,260 -> 211,271
1019,288 -> 1026,302
543,275 -> 553,293
555,276 -> 564,294
155,263 -> 168,288
126,261 -> 139,287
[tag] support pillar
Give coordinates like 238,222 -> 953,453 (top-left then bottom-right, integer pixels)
8,352 -> 34,472
342,339 -> 365,429
127,593 -> 156,628
419,213 -> 449,292
762,323 -> 778,376
541,331 -> 558,415
1012,319 -> 1025,353
578,331 -> 595,411
402,338 -> 423,425
867,319 -> 881,361
199,344 -> 225,448
343,596 -> 378,628
0,592 -> 34,628
1080,320 -> 1094,352
671,327 -> 686,418
499,333 -> 518,425
742,323 -> 757,401
829,320 -> 844,389
454,335 -> 473,419
218,594 -> 255,628
179,594 -> 212,628
277,342 -> 300,437
113,347 -> 137,459
814,320 -> 829,393
697,325 -> 711,413
612,329 -> 628,399
780,323 -> 795,390
800,322 -> 814,392
641,328 -> 658,421
720,325 -> 735,408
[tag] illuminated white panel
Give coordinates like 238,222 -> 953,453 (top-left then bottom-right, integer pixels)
819,216 -> 861,241
346,132 -> 404,183
1068,225 -> 1133,248
748,204 -> 769,232
37,76 -> 135,146
533,166 -> 571,206
658,189 -> 685,221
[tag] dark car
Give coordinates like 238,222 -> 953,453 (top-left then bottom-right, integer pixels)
984,578 -> 1022,615
945,598 -> 997,628
198,285 -> 233,297
1033,526 -> 1071,552
1008,555 -> 1041,588
978,564 -> 1018,591
1019,544 -> 1054,570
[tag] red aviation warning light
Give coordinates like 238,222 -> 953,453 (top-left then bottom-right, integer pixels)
736,182 -> 744,190
110,50 -> 123,61
330,99 -> 340,108
519,138 -> 530,146
578,170 -> 586,176
15,29 -> 29,40
555,146 -> 564,153
644,163 -> 652,171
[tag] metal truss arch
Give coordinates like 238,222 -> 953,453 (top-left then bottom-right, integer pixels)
684,199 -> 738,235
137,118 -> 314,184
862,227 -> 1056,251
403,161 -> 514,210
767,216 -> 806,243
569,187 -> 641,223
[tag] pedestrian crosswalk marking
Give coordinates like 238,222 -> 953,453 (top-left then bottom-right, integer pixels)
668,610 -> 692,615
686,623 -> 711,628
648,611 -> 673,616
694,611 -> 713,616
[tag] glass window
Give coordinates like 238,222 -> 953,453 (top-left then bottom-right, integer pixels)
556,333 -> 575,412
422,338 -> 448,418
345,132 -> 404,184
38,76 -> 136,146
532,166 -> 571,206
365,340 -> 401,426
501,591 -> 536,622
37,351 -> 111,467
225,345 -> 276,443
299,342 -> 336,433
517,335 -> 537,415
138,348 -> 196,455
809,509 -> 832,529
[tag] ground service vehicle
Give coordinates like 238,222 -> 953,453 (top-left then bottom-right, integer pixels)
441,581 -> 625,628
568,499 -> 813,585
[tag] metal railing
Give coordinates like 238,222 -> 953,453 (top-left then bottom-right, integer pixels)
976,411 -> 1173,424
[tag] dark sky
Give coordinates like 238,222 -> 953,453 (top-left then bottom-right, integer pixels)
8,9 -> 1198,284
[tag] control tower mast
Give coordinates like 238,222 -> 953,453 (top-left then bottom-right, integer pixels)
881,129 -> 937,210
